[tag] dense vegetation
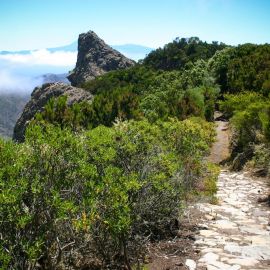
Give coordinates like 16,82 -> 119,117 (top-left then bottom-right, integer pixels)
220,93 -> 270,173
209,44 -> 270,94
1,36 -> 270,269
0,118 -> 216,269
80,62 -> 219,126
214,44 -> 270,172
143,37 -> 226,70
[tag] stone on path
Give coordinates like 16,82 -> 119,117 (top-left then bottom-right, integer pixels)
185,259 -> 196,270
196,115 -> 270,269
194,170 -> 270,269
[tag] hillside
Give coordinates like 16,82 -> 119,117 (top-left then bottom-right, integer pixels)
1,30 -> 270,270
13,32 -> 270,170
0,94 -> 29,138
0,73 -> 69,138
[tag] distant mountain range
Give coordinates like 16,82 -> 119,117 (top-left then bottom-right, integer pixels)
0,42 -> 154,61
38,73 -> 70,84
0,94 -> 29,138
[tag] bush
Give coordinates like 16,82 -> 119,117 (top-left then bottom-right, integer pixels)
143,37 -> 226,71
209,44 -> 270,94
219,92 -> 270,170
34,65 -> 218,131
0,118 -> 215,269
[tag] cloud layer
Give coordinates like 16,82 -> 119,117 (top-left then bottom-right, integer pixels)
0,49 -> 77,67
0,50 -> 76,94
0,70 -> 42,94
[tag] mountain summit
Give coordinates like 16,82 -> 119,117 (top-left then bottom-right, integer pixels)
67,31 -> 135,86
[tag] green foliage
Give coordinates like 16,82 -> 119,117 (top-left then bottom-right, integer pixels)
1,35 -> 229,269
0,118 -> 215,269
220,93 -> 270,145
0,127 -> 87,269
5,35 -> 270,269
202,163 -> 220,200
82,65 -> 158,96
143,37 -> 226,71
30,38 -> 230,131
209,44 -> 270,94
227,44 -> 270,94
34,63 -> 219,130
84,64 -> 218,126
219,92 -> 264,118
208,47 -> 234,93
84,87 -> 142,127
220,92 -> 270,171
33,95 -> 93,131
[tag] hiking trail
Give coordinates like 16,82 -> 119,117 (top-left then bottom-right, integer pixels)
189,113 -> 270,270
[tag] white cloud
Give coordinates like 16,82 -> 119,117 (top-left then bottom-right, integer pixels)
0,50 -> 77,67
0,70 -> 42,93
0,49 -> 76,93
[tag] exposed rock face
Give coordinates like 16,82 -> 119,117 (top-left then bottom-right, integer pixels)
68,31 -> 135,86
13,83 -> 93,142
13,30 -> 134,142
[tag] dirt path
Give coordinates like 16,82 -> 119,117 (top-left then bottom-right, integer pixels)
190,113 -> 270,270
208,113 -> 230,164
146,113 -> 270,270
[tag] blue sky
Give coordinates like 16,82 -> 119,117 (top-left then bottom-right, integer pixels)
1,0 -> 270,50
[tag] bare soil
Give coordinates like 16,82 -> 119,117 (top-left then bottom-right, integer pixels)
208,115 -> 230,164
144,209 -> 203,270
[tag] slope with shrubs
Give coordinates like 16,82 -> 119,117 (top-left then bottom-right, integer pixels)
143,37 -> 226,71
2,36 -> 270,269
80,62 -> 219,125
209,44 -> 270,94
220,93 -> 270,172
0,37 -> 221,270
214,43 -> 270,172
0,118 -> 215,269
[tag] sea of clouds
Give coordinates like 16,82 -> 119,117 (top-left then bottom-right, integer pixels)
0,50 -> 77,94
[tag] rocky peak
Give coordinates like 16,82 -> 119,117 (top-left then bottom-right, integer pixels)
13,31 -> 134,142
13,83 -> 93,142
68,30 -> 135,86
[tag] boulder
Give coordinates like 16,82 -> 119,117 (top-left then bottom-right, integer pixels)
13,83 -> 92,142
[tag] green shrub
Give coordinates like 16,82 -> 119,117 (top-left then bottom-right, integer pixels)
35,66 -> 218,131
220,92 -> 270,170
0,118 -> 215,269
209,44 -> 270,94
143,37 -> 226,71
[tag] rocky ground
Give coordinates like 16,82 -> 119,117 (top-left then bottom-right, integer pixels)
192,170 -> 270,270
146,116 -> 270,270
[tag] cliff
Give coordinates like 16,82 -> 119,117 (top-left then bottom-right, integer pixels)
67,30 -> 135,86
13,83 -> 92,142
